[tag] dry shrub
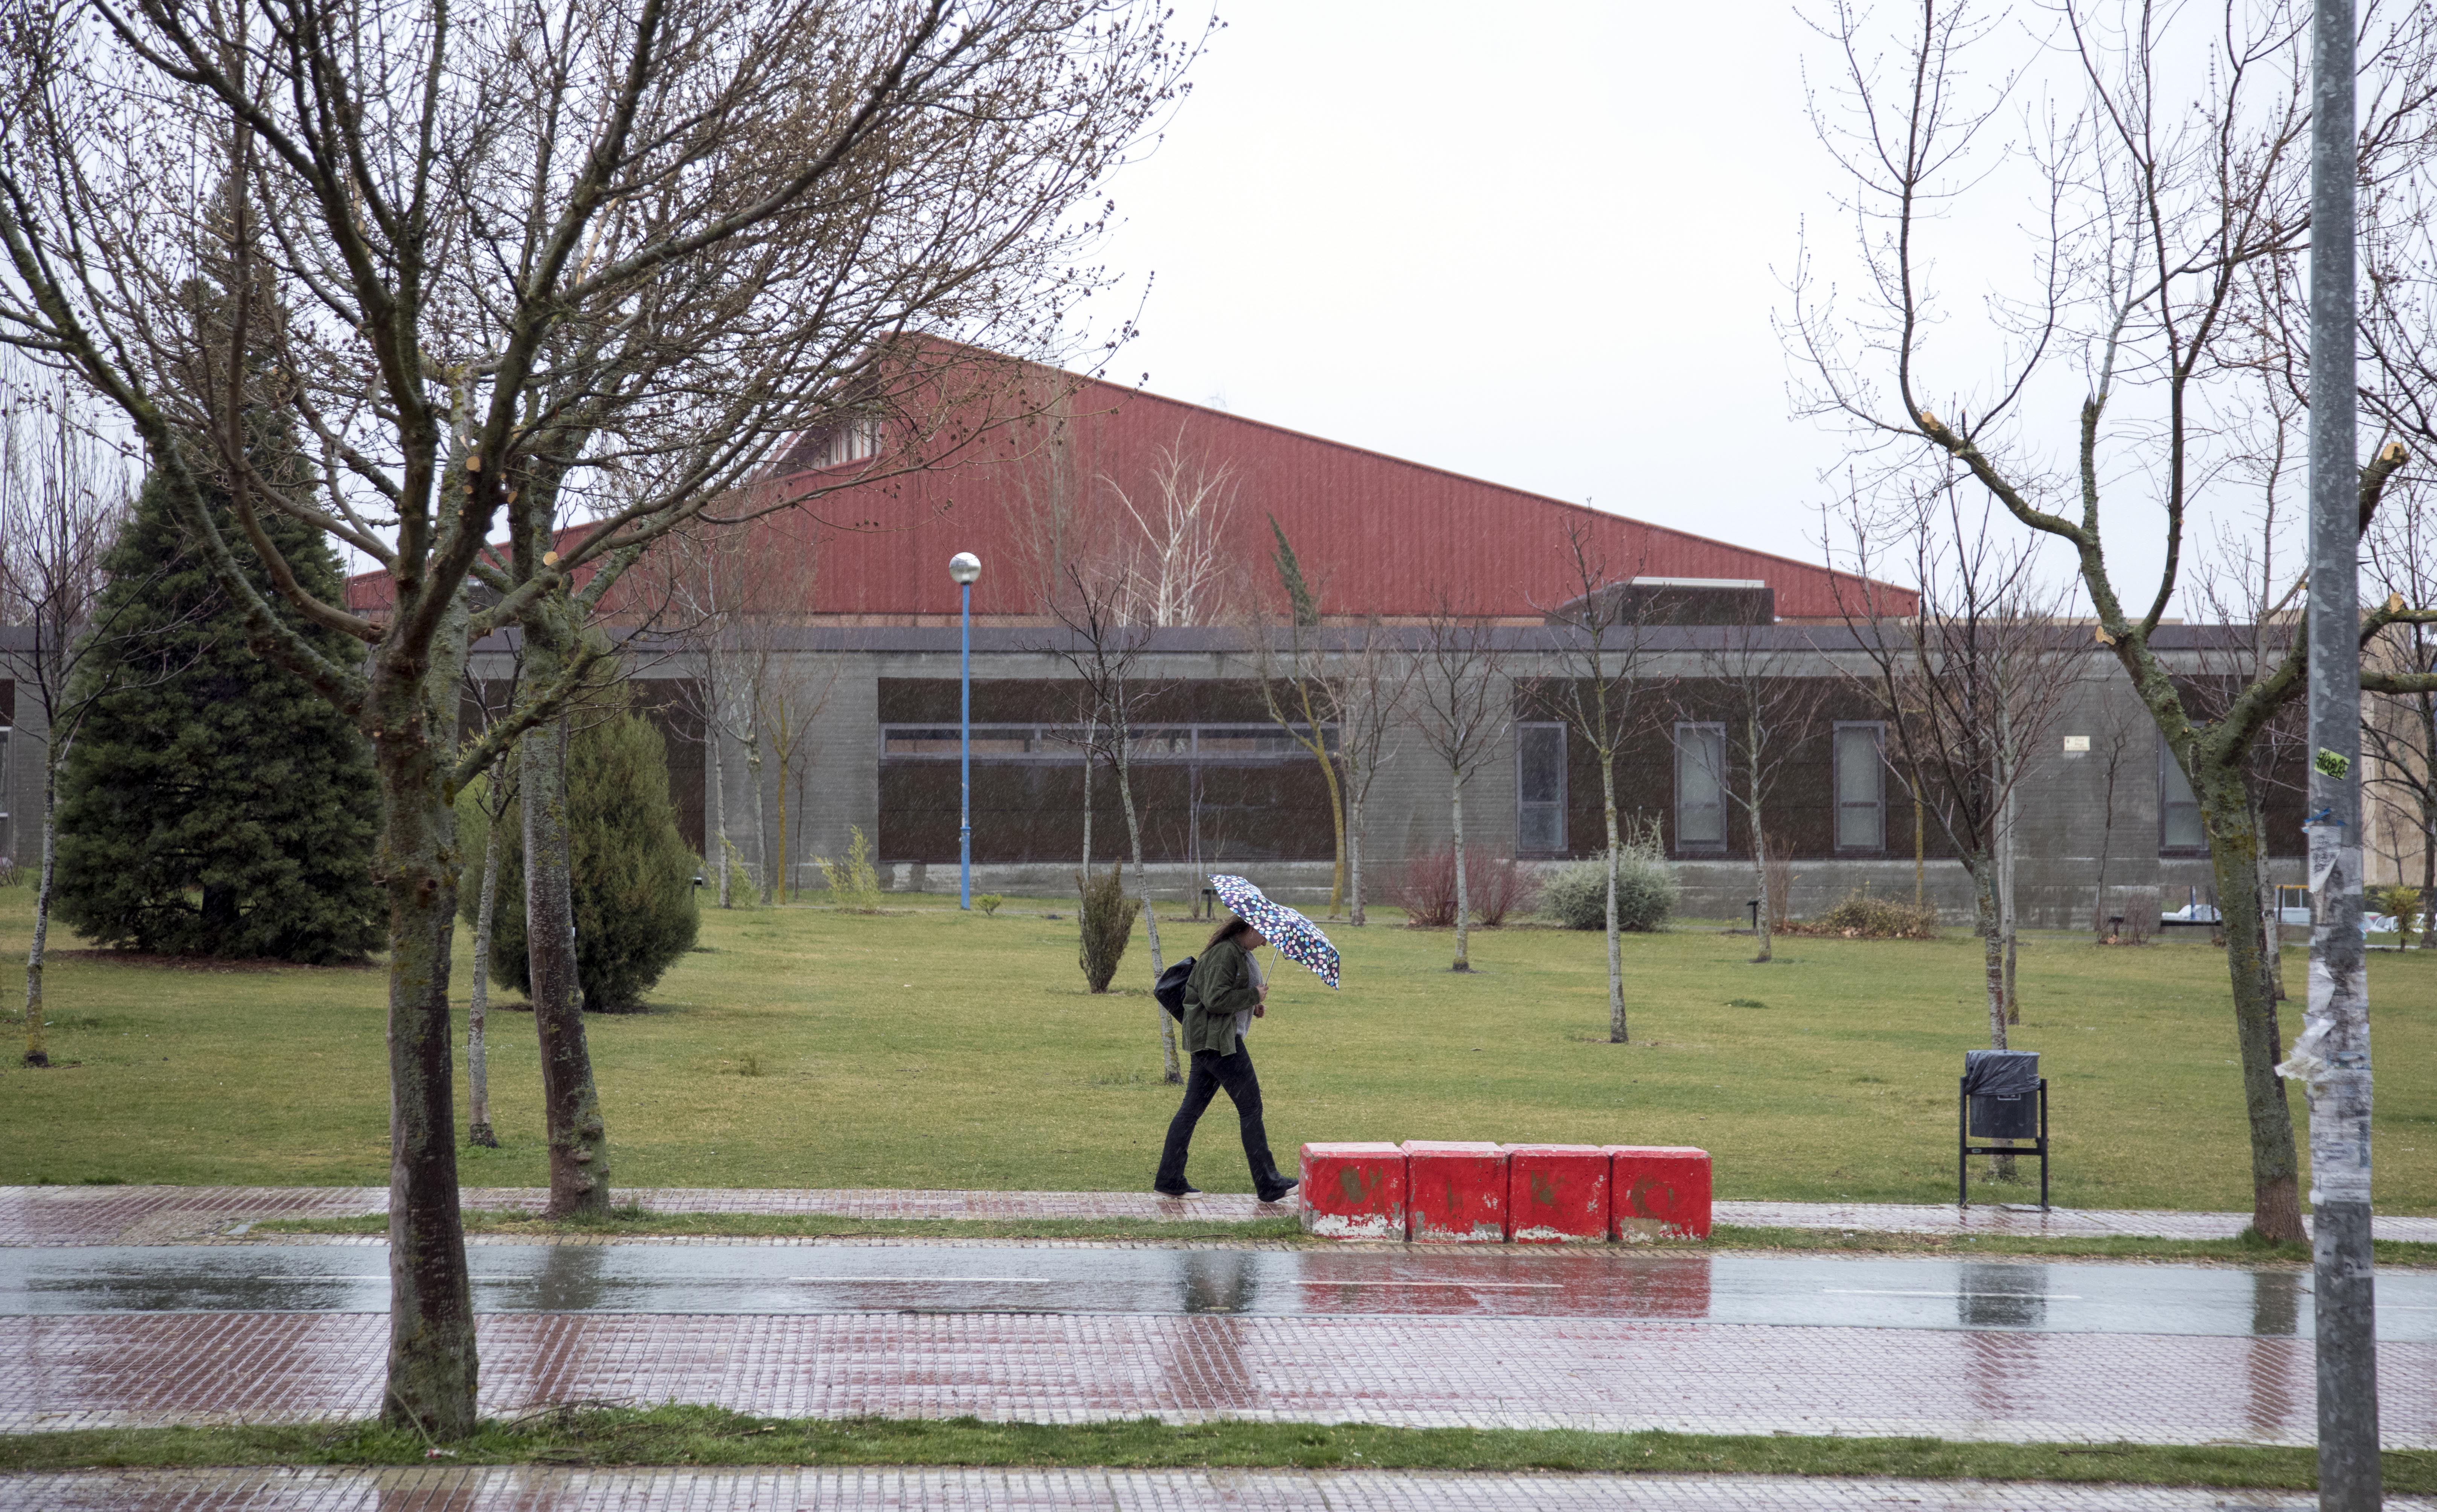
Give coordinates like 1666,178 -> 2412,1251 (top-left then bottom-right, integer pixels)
1394,846 -> 1539,928
1783,889 -> 1940,940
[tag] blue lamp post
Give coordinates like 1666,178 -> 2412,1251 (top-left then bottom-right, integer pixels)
949,552 -> 982,909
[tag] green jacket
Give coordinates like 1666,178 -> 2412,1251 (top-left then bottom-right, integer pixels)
1181,935 -> 1261,1056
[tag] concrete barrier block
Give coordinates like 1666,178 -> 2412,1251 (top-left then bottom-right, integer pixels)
1402,1140 -> 1507,1243
1503,1144 -> 1611,1242
1298,1143 -> 1408,1240
1606,1146 -> 1712,1240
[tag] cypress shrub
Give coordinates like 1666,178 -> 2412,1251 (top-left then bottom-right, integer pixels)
53,466 -> 382,963
477,707 -> 701,1011
1077,866 -> 1139,992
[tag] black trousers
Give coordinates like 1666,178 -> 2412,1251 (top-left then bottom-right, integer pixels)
1154,1040 -> 1286,1195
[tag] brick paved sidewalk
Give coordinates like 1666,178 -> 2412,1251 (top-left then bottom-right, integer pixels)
8,1185 -> 2433,1247
6,1310 -> 2433,1446
6,1465 -> 2426,1512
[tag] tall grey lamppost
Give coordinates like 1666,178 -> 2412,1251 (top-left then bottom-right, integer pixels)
950,552 -> 982,910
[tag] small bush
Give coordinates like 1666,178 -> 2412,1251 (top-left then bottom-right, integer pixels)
1786,890 -> 1940,940
814,827 -> 883,910
721,845 -> 757,907
1537,846 -> 1679,933
1076,866 -> 1140,993
974,893 -> 1005,917
2370,884 -> 2423,947
1393,847 -> 1538,928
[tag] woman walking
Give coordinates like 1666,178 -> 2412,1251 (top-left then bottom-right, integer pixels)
1152,914 -> 1299,1202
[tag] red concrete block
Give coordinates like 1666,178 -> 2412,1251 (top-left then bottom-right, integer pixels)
1402,1140 -> 1507,1243
1502,1144 -> 1611,1243
1606,1146 -> 1713,1240
1297,1143 -> 1408,1240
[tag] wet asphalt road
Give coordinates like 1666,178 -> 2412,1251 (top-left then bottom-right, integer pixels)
3,1245 -> 2431,1338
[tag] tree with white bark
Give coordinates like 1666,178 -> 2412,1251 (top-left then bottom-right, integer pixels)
0,383 -> 139,1067
1529,522 -> 1657,1039
1413,599 -> 1510,973
1331,618 -> 1416,928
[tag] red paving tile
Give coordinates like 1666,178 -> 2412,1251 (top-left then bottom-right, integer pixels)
2,1309 -> 2429,1446
2,1465 -> 2419,1510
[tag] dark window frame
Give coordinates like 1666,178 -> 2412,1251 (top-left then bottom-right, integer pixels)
880,721 -> 1331,765
2159,738 -> 2207,855
1832,721 -> 1886,853
1673,721 -> 1728,854
1515,721 -> 1567,857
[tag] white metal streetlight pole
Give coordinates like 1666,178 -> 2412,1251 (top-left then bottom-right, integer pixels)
950,552 -> 982,910
2287,1 -> 2379,1505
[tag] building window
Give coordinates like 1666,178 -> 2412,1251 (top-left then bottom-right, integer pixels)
1674,722 -> 1726,852
879,721 -> 1327,763
2160,740 -> 2205,852
1516,722 -> 1565,855
811,415 -> 880,468
1833,722 -> 1885,851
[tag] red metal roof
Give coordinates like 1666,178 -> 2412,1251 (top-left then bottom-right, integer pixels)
348,359 -> 1912,622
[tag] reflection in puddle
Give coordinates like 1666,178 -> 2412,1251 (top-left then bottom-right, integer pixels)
1179,1251 -> 1258,1314
1955,1263 -> 2048,1330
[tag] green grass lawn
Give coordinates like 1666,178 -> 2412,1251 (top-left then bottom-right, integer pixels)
0,887 -> 2430,1212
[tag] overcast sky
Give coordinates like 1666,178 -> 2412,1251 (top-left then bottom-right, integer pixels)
1085,2 -> 2185,607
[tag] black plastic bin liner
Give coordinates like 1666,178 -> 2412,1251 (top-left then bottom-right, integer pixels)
1963,1049 -> 2039,1097
1964,1049 -> 2040,1140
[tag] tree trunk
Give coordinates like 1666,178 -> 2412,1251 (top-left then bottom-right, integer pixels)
1971,857 -> 2015,1183
2192,761 -> 2306,1244
1601,748 -> 1626,1043
748,727 -> 772,905
1315,737 -> 1347,918
1974,859 -> 2007,1051
23,741 -> 62,1067
711,720 -> 732,909
1080,737 -> 1094,875
1913,780 -> 1926,909
521,709 -> 609,1218
373,614 -> 477,1440
773,735 -> 790,902
1450,773 -> 1472,971
1746,722 -> 1772,964
1997,761 -> 2019,1023
1349,790 -> 1367,926
1117,747 -> 1178,1082
466,817 -> 503,1148
2252,793 -> 2285,999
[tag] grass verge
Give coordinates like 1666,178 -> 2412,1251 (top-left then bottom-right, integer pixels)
252,1208 -> 1308,1244
0,1408 -> 2427,1490
246,1209 -> 2437,1266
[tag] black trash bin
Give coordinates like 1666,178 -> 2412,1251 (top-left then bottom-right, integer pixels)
1959,1049 -> 2048,1209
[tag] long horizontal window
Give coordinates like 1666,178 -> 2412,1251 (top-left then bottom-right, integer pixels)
881,722 -> 1331,764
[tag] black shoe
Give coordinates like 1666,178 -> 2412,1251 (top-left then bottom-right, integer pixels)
1153,1184 -> 1202,1198
1256,1179 -> 1299,1204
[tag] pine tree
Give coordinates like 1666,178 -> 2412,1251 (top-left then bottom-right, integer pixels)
50,459 -> 383,963
477,703 -> 700,1011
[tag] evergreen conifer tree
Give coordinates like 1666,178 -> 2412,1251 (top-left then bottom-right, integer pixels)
51,461 -> 384,962
477,702 -> 700,1011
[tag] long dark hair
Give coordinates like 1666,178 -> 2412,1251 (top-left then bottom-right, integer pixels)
1206,914 -> 1257,949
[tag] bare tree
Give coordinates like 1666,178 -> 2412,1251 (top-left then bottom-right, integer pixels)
1043,561 -> 1178,1079
455,659 -> 525,1148
0,0 -> 1195,1433
1786,0 -> 2437,1239
2364,480 -> 2437,915
1252,519 -> 1347,915
1110,439 -> 1235,628
1413,599 -> 1510,972
1829,479 -> 2081,1064
1690,614 -> 1830,967
757,651 -> 841,901
2085,684 -> 2144,940
0,384 -> 136,1066
1332,619 -> 1416,928
1531,521 -> 1656,1038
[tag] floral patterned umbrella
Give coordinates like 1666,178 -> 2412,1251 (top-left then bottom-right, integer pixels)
1208,874 -> 1340,989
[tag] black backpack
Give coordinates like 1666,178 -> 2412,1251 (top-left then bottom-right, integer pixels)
1153,956 -> 1196,1021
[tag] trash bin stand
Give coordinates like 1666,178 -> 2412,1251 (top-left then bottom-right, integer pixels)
1958,1077 -> 2049,1210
